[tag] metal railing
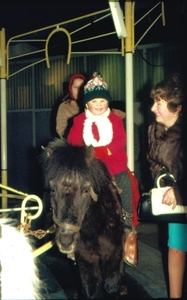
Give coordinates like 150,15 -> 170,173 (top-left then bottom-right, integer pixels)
0,183 -> 55,257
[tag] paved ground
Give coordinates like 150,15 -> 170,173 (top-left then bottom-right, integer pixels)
38,242 -> 155,299
36,222 -> 171,299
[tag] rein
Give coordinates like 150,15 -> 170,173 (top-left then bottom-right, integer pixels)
52,212 -> 81,233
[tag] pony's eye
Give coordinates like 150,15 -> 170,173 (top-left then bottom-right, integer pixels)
83,188 -> 89,194
82,182 -> 91,195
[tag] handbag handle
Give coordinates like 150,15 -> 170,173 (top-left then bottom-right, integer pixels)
156,173 -> 175,188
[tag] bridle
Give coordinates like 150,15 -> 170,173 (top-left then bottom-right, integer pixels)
52,212 -> 81,233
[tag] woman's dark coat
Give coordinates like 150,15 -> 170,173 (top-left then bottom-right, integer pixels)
147,117 -> 187,205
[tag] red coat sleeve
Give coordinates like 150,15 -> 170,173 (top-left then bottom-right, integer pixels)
94,146 -> 108,159
67,113 -> 85,146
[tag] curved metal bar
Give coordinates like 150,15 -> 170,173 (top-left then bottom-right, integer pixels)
45,26 -> 72,66
20,194 -> 43,225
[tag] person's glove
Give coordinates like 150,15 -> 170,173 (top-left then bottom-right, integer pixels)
94,146 -> 108,159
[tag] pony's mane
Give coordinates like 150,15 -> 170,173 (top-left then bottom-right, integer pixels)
42,138 -> 114,194
47,137 -> 67,149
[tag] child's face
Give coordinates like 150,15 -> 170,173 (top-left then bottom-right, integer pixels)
86,98 -> 108,115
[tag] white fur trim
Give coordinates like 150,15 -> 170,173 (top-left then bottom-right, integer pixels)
0,219 -> 42,299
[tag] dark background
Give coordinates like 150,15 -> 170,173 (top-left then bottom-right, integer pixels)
0,1 -> 187,52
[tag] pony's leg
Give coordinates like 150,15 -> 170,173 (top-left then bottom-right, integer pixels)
103,250 -> 123,297
76,253 -> 104,299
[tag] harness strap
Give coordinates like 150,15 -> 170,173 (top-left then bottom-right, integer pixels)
52,213 -> 81,232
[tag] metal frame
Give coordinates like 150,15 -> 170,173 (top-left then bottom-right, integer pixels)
0,183 -> 56,257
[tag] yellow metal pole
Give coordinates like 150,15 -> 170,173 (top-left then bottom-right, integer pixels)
125,1 -> 134,53
0,28 -> 8,209
161,2 -> 166,26
32,239 -> 56,258
0,28 -> 7,78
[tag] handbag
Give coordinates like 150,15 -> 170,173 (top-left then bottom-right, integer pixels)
137,174 -> 187,223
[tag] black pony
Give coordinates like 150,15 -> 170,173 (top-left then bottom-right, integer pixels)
42,138 -> 124,299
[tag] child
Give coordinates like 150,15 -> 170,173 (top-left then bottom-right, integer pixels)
67,71 -> 138,266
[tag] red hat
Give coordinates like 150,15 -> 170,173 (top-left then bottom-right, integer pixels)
68,73 -> 86,100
